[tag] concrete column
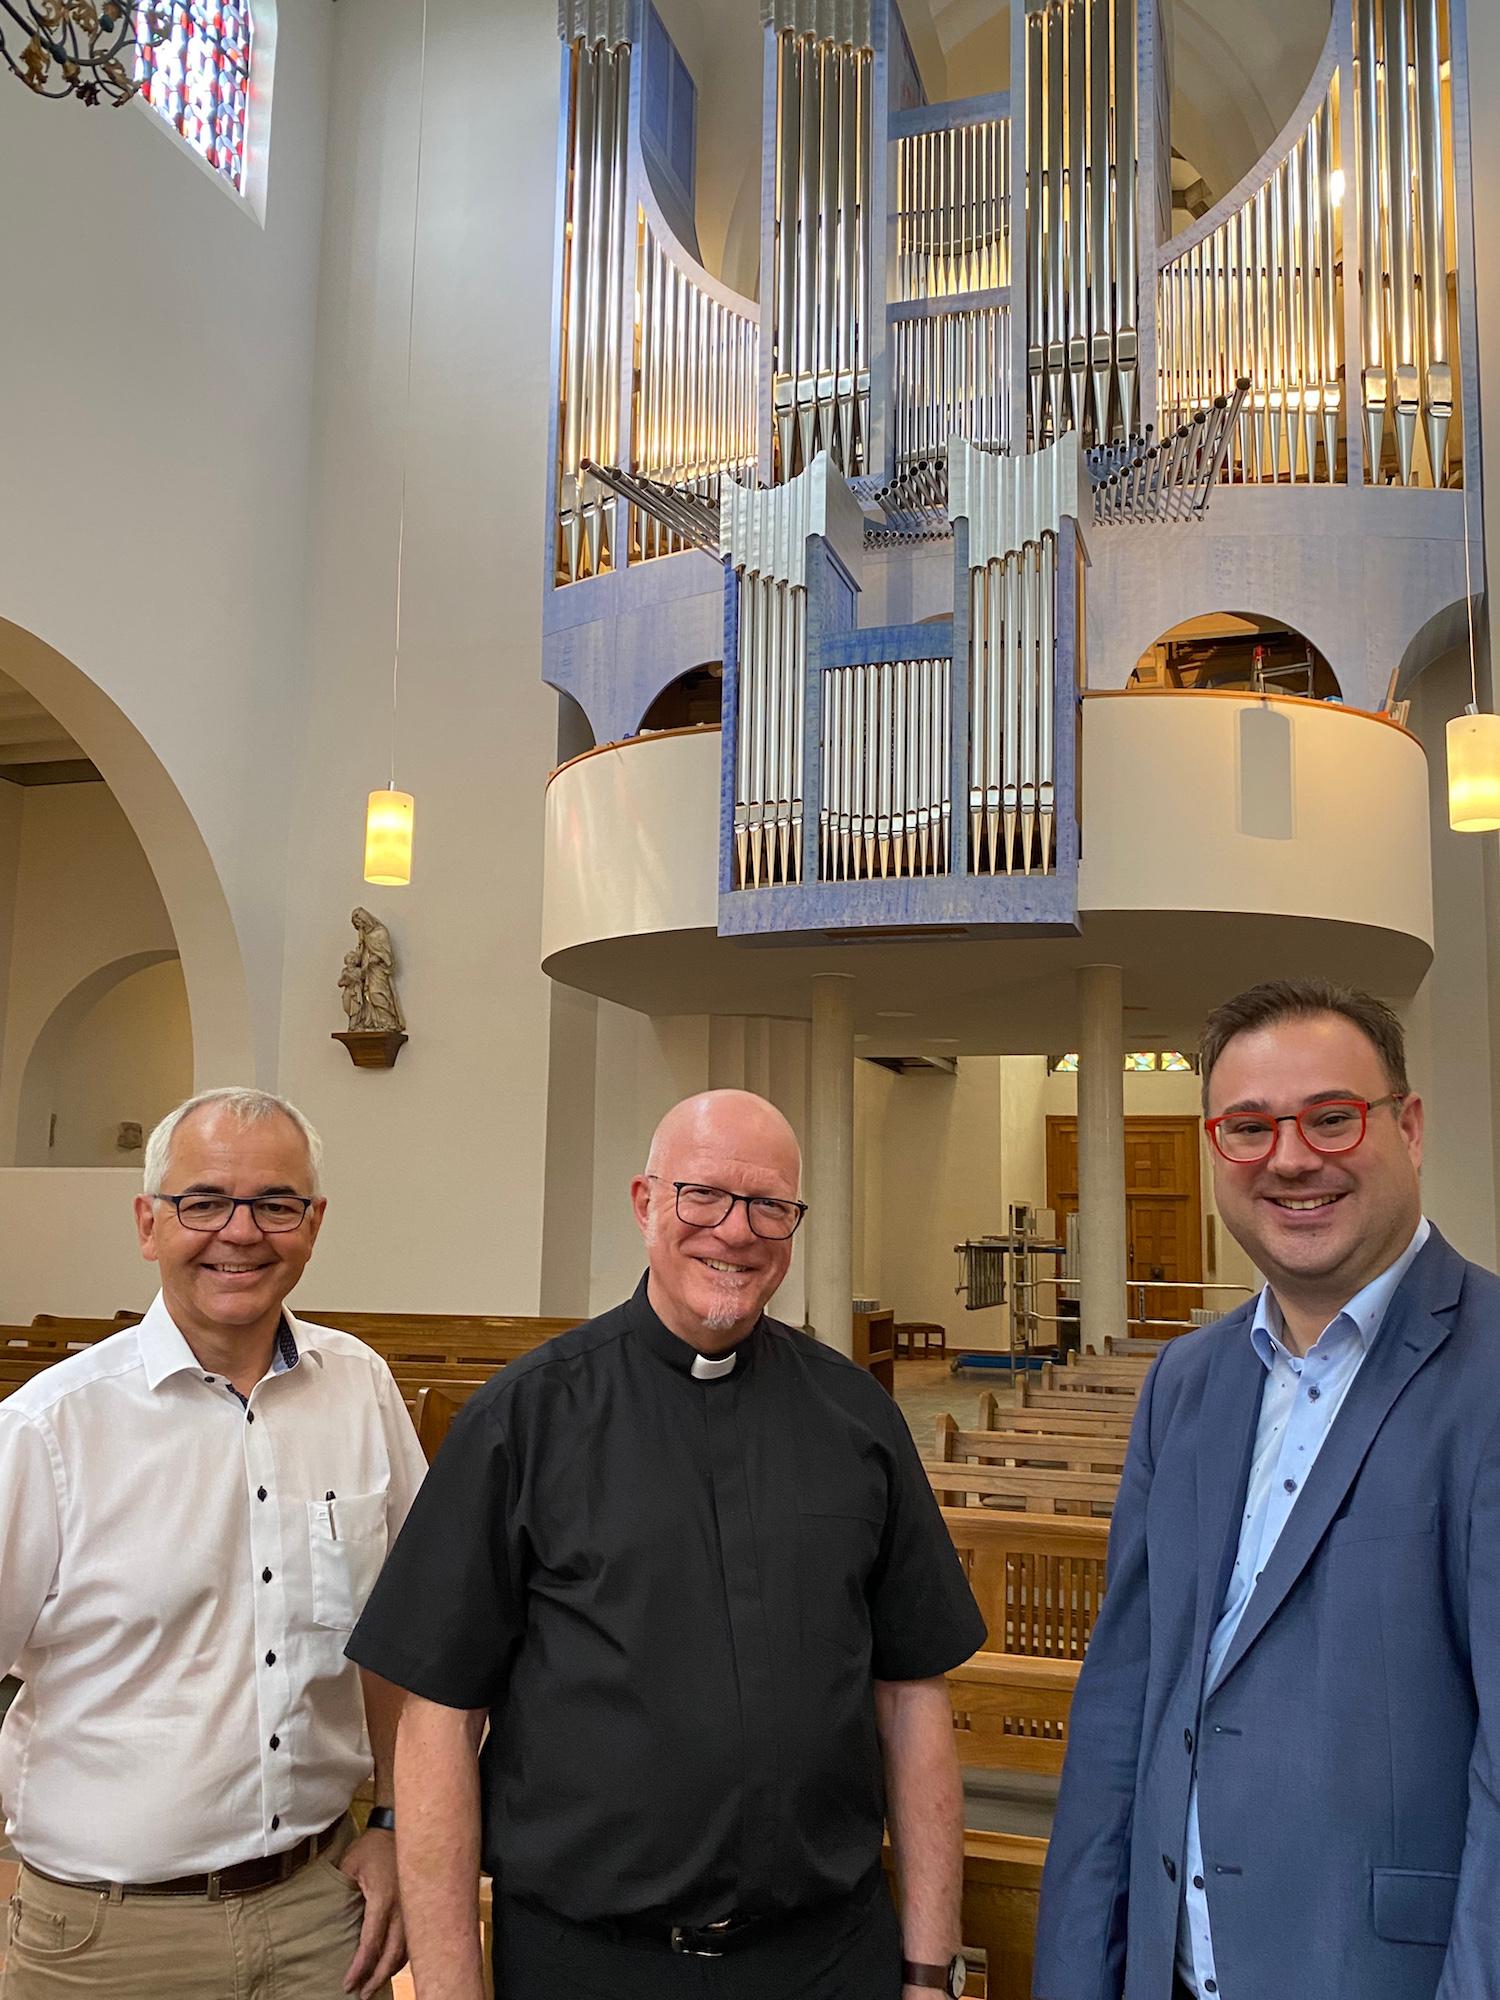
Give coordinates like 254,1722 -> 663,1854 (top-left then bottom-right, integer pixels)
1077,964 -> 1128,1352
808,974 -> 855,1355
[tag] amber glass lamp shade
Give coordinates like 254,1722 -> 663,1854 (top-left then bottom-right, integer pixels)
364,789 -> 415,884
1447,714 -> 1500,834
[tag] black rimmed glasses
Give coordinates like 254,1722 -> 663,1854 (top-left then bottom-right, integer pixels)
646,1175 -> 808,1239
1205,1093 -> 1407,1165
155,1194 -> 316,1233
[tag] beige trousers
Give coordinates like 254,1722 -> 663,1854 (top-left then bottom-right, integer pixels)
1,1816 -> 391,2000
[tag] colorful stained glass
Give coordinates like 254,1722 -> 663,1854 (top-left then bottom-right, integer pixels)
134,2 -> 252,195
1048,1051 -> 1200,1074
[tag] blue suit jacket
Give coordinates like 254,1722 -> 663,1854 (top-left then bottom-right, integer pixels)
1033,1228 -> 1500,2000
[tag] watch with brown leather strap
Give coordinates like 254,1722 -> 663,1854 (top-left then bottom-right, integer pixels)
902,1953 -> 965,1997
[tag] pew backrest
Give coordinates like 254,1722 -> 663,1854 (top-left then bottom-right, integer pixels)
948,1650 -> 1081,1776
923,1458 -> 1118,1515
934,1417 -> 1129,1476
942,1506 -> 1110,1657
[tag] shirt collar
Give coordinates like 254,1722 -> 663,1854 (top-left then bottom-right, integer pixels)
626,1272 -> 760,1378
1251,1214 -> 1431,1369
138,1291 -> 314,1392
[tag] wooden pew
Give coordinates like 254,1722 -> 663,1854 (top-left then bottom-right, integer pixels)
923,1459 -> 1118,1516
979,1389 -> 1133,1435
935,1415 -> 1129,1476
887,1831 -> 1048,1998
295,1312 -> 579,1368
1009,1377 -> 1138,1420
0,1347 -> 71,1399
943,1506 -> 1110,1659
1051,1355 -> 1150,1394
412,1380 -> 484,1460
949,1650 -> 1080,1778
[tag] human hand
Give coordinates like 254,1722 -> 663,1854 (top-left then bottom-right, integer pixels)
339,1828 -> 408,1999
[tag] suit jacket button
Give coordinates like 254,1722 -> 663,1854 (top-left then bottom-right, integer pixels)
1162,1855 -> 1177,1882
1184,1728 -> 1194,1754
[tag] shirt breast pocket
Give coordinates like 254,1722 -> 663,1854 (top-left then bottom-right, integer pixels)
798,1506 -> 885,1658
308,1490 -> 390,1631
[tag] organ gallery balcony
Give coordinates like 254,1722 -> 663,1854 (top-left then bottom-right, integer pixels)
540,691 -> 1433,1049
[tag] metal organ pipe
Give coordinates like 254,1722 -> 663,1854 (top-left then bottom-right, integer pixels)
1025,0 -> 1137,448
769,3 -> 872,483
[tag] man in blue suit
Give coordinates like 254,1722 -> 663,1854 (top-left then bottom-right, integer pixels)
1034,978 -> 1500,2000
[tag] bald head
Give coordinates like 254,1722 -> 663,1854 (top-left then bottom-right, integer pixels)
644,1090 -> 802,1190
633,1090 -> 803,1353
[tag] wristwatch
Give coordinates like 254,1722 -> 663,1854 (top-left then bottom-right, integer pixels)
366,1806 -> 396,1832
902,1954 -> 965,1997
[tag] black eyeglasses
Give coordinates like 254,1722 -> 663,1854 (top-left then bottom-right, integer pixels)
646,1175 -> 808,1239
1206,1093 -> 1406,1164
154,1194 -> 316,1233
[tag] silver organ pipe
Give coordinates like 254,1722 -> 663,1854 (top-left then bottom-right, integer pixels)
729,569 -> 806,889
1155,89 -> 1344,485
1026,0 -> 1138,448
894,118 -> 1010,300
632,217 -> 759,562
819,659 -> 950,880
951,436 -> 1080,877
892,307 -> 1011,470
766,0 -> 873,482
1354,0 -> 1458,486
556,24 -> 631,583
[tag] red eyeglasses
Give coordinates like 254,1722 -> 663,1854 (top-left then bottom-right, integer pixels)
1206,1093 -> 1406,1164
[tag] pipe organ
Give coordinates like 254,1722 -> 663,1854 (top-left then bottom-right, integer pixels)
556,11 -> 632,584
892,306 -> 1011,470
632,216 -> 759,560
951,437 -> 1084,879
1158,91 -> 1343,484
821,658 -> 951,880
1025,0 -> 1138,450
543,0 -> 1478,947
894,118 -> 1010,300
766,0 -> 873,482
1354,0 -> 1459,485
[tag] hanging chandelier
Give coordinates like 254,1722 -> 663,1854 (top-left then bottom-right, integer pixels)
1,0 -> 169,106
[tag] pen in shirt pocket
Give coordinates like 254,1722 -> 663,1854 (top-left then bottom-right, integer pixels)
326,1490 -> 338,1540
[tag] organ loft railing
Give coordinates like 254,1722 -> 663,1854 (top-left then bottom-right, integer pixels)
766,0 -> 873,483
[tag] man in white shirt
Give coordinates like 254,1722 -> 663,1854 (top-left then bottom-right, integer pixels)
0,1087 -> 427,2000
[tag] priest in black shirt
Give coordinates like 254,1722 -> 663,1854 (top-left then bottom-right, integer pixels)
347,1089 -> 985,2000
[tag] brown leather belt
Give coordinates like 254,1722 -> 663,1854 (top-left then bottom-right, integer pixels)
23,1815 -> 345,1900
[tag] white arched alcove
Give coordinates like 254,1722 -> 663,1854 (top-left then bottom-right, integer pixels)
16,952 -> 192,1167
0,619 -> 255,1092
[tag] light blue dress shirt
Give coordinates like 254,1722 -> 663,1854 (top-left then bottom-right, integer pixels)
1175,1217 -> 1431,1997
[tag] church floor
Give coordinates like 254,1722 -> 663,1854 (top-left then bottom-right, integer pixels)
892,1354 -> 994,1448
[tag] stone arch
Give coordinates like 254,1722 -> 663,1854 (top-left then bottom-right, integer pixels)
1393,594 -> 1485,700
0,617 -> 255,1095
635,661 -> 724,734
14,951 -> 186,1166
1128,609 -> 1342,700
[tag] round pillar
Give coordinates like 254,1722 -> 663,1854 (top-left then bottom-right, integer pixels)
807,974 -> 855,1356
1077,963 -> 1128,1352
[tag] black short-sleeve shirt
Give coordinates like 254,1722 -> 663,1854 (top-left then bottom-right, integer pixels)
347,1279 -> 984,1924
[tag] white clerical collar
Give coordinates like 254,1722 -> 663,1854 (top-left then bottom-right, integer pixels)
691,1350 -> 737,1380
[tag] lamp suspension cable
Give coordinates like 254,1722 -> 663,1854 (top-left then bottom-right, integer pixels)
390,0 -> 431,793
364,0 -> 430,887
1446,451 -> 1500,835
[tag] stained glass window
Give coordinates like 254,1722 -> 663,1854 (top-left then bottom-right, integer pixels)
134,3 -> 252,195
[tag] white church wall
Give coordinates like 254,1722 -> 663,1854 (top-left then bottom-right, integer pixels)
0,781 -> 20,1095
0,4 -> 334,1085
0,1170 -> 152,1323
1405,649 -> 1499,1266
270,0 -> 563,1311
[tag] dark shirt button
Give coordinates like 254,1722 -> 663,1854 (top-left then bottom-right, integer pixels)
1283,1477 -> 1297,1493
266,1651 -> 276,1666
1205,1984 -> 1218,1994
1308,1384 -> 1321,1401
246,1411 -> 255,1424
257,1487 -> 267,1501
1184,1728 -> 1194,1754
1162,1855 -> 1177,1882
271,1814 -> 280,1831
1193,1875 -> 1205,1890
262,1568 -> 272,1583
203,1376 -> 214,1384
269,1734 -> 280,1750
